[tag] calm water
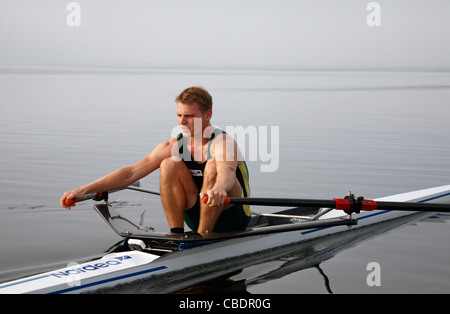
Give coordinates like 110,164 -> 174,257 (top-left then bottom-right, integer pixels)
1,66 -> 450,293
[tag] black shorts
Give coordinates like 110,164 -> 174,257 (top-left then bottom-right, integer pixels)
184,198 -> 251,233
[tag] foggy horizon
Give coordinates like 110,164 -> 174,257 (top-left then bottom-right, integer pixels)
1,1 -> 449,70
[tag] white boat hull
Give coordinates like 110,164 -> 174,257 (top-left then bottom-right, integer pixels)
1,184 -> 450,294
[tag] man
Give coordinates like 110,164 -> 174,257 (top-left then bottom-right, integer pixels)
60,86 -> 250,235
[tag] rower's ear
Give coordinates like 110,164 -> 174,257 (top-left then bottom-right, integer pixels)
205,109 -> 212,121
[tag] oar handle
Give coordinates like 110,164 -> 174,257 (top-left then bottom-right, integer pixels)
65,191 -> 109,206
201,195 -> 231,205
65,198 -> 77,206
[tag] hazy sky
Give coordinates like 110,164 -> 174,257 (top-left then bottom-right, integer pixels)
1,0 -> 449,68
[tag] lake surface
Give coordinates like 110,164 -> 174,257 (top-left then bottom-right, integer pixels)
1,66 -> 449,293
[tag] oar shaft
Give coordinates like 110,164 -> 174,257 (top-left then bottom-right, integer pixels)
222,197 -> 450,213
375,201 -> 450,212
66,181 -> 142,205
227,197 -> 337,208
125,185 -> 160,195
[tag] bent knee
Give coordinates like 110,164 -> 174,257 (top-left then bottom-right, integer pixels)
160,157 -> 185,177
160,157 -> 177,169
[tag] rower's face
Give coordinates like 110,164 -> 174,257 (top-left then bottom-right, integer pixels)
176,102 -> 211,137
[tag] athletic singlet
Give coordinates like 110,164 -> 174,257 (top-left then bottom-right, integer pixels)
176,128 -> 251,217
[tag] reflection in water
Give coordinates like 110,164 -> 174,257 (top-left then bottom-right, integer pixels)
163,212 -> 445,294
314,265 -> 332,293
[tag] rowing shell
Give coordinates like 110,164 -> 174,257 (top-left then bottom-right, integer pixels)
1,184 -> 450,294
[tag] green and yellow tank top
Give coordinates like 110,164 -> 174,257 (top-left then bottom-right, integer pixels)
177,128 -> 251,216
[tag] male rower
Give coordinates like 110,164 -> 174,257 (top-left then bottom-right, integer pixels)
60,86 -> 251,235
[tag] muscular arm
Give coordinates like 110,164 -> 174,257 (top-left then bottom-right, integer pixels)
200,133 -> 241,206
213,160 -> 238,193
60,139 -> 176,209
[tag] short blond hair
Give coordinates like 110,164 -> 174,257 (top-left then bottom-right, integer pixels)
175,86 -> 213,113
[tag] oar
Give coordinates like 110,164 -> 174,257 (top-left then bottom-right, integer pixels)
68,183 -> 450,214
201,195 -> 450,214
125,185 -> 160,196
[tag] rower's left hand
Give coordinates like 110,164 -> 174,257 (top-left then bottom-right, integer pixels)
200,189 -> 228,206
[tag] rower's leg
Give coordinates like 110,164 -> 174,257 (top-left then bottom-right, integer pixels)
197,160 -> 242,234
159,157 -> 197,231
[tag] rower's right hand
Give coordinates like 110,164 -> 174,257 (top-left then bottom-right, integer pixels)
60,189 -> 85,210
